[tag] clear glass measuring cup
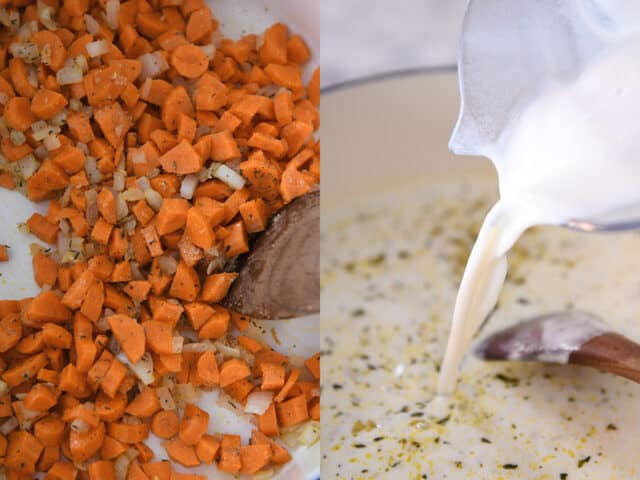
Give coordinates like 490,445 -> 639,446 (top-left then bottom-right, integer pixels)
449,0 -> 640,231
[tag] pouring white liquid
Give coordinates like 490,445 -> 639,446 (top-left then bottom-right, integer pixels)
435,35 -> 640,402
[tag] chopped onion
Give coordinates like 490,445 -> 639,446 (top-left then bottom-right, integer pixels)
213,341 -> 241,359
297,420 -> 320,446
157,255 -> 177,275
60,185 -> 72,207
131,149 -> 146,164
211,30 -> 223,47
0,380 -> 8,396
69,98 -> 82,111
86,39 -> 109,57
17,21 -> 37,42
105,0 -> 120,30
144,187 -> 163,211
253,469 -> 275,480
0,417 -> 18,436
171,335 -> 184,354
136,176 -> 150,191
17,154 -> 39,179
179,174 -> 199,199
156,386 -> 176,411
245,391 -> 274,415
199,44 -> 216,59
181,341 -> 216,353
76,142 -> 89,155
115,194 -> 128,220
85,189 -> 99,224
57,65 -> 83,85
175,383 -> 200,408
10,42 -> 39,62
114,453 -> 132,480
130,261 -> 143,280
0,8 -> 19,30
84,14 -> 100,34
212,164 -> 246,190
85,156 -> 103,184
121,187 -> 145,202
112,171 -> 125,192
70,418 -> 90,433
50,110 -> 67,127
139,51 -> 169,79
43,134 -> 60,152
9,129 -> 25,146
0,93 -> 8,106
37,0 -> 57,30
140,78 -> 152,99
123,351 -> 155,385
257,84 -> 280,97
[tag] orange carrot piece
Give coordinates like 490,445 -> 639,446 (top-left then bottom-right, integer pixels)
197,308 -> 229,340
169,261 -> 201,302
276,394 -> 309,427
239,198 -> 270,233
305,352 -> 320,379
166,437 -> 200,467
219,358 -> 251,388
107,314 -> 145,363
259,362 -> 286,391
200,272 -> 238,303
151,409 -> 180,439
273,368 -> 300,403
170,44 -> 208,79
143,320 -> 174,354
217,434 -> 241,474
258,403 -> 279,436
240,444 -> 272,475
26,213 -> 58,244
195,351 -> 219,386
158,139 -> 203,174
126,388 -> 161,418
88,460 -> 116,480
195,434 -> 219,464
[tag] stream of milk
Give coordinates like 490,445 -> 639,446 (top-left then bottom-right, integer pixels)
434,35 -> 640,406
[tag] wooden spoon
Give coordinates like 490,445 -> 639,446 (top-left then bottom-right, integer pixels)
222,190 -> 319,320
474,311 -> 640,383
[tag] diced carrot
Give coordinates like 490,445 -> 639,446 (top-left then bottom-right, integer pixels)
107,314 -> 145,363
159,139 -> 203,174
195,434 -> 219,464
305,352 -> 320,379
240,443 -> 272,475
197,308 -> 229,340
151,409 -> 180,439
217,434 -> 241,474
126,388 -> 161,418
219,358 -> 250,388
276,394 -> 309,427
258,402 -> 278,436
169,261 -> 201,302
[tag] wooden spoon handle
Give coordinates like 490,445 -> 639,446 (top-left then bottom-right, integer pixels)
569,332 -> 640,383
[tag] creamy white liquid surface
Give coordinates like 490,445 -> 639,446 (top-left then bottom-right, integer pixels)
435,35 -> 640,400
322,181 -> 640,478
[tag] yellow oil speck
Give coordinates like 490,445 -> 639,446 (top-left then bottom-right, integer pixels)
542,455 -> 556,462
331,444 -> 341,451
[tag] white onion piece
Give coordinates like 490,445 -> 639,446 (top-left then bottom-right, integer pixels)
156,387 -> 176,411
17,21 -> 37,42
131,150 -> 146,164
85,189 -> 99,224
114,453 -> 131,480
0,381 -> 8,396
17,154 -> 39,179
70,418 -> 90,433
245,391 -> 274,415
69,98 -> 82,111
84,14 -> 100,34
57,65 -> 83,85
213,341 -> 241,359
157,255 -> 177,275
113,171 -> 125,192
119,351 -> 155,385
171,336 -> 184,354
86,39 -> 109,57
0,93 -> 8,105
0,8 -> 19,30
50,110 -> 67,127
136,176 -> 150,191
121,188 -> 145,202
139,52 -> 169,80
0,417 -> 18,436
181,341 -> 218,354
144,188 -> 163,211
85,156 -> 103,184
105,0 -> 120,30
9,130 -> 25,146
179,174 -> 199,199
114,194 -> 128,220
212,164 -> 245,190
10,42 -> 39,62
199,44 -> 216,59
37,0 -> 57,30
